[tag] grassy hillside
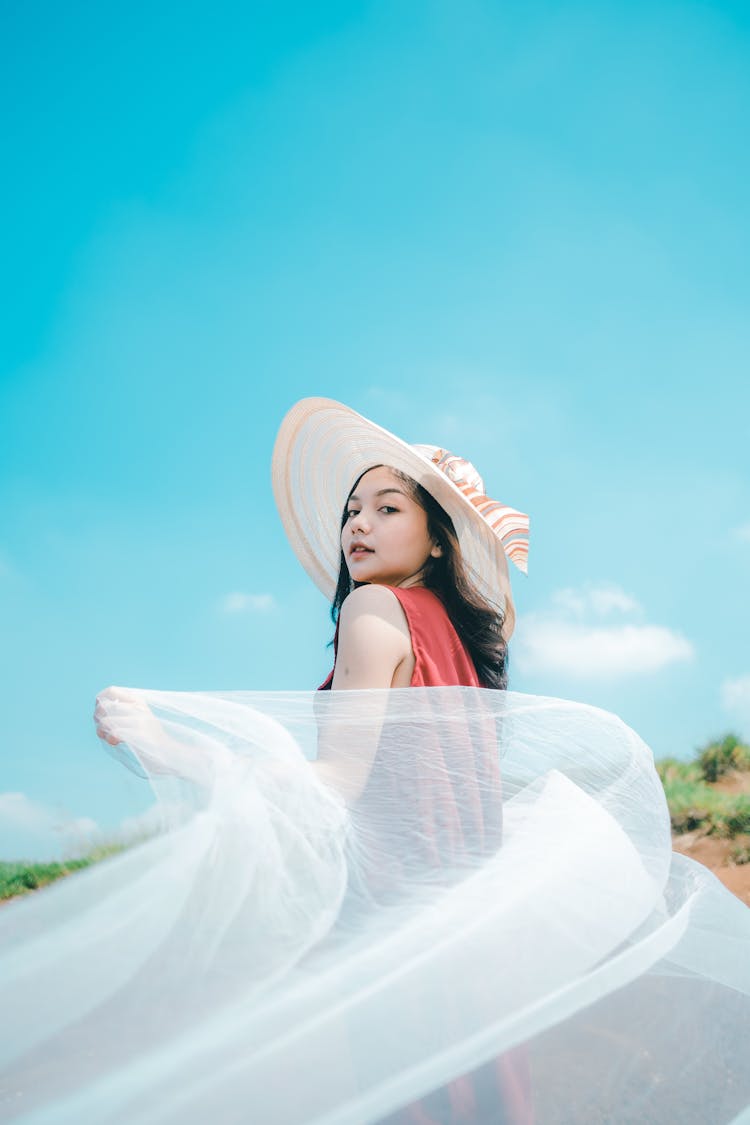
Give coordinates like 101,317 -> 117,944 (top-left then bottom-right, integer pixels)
2,734 -> 749,904
0,845 -> 125,903
656,733 -> 750,839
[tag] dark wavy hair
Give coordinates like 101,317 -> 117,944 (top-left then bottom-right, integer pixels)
331,467 -> 509,689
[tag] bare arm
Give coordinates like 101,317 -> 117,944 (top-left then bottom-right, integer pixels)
94,686 -> 235,782
313,585 -> 412,802
330,585 -> 411,690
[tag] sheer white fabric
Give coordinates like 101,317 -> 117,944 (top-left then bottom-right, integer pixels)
1,687 -> 749,1123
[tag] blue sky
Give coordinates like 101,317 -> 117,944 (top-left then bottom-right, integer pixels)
2,0 -> 749,859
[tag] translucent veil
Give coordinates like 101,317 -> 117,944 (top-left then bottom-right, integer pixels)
1,687 -> 749,1124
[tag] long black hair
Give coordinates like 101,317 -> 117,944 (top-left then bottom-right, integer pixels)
331,467 -> 509,689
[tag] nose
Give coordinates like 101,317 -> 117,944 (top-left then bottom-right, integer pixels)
350,509 -> 371,534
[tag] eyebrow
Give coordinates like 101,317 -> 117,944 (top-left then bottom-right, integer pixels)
348,488 -> 406,502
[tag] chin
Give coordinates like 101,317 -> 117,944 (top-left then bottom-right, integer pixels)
348,565 -> 390,585
349,569 -> 379,584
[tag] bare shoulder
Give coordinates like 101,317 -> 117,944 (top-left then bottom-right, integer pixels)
332,585 -> 412,690
339,583 -> 410,632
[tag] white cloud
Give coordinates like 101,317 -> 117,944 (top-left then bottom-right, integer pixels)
0,793 -> 190,864
516,582 -> 694,680
732,523 -> 750,543
721,675 -> 750,715
517,619 -> 694,679
0,792 -> 101,862
551,583 -> 642,619
0,792 -> 55,833
115,801 -> 191,842
220,591 -> 276,614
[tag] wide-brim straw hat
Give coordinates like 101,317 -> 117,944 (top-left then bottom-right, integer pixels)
272,397 -> 529,640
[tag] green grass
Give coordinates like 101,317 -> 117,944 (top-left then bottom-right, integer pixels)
3,732 -> 750,902
659,779 -> 750,836
657,733 -> 750,838
655,758 -> 703,786
731,842 -> 750,866
0,845 -> 125,903
697,733 -> 750,782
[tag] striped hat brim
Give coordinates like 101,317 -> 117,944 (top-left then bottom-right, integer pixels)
271,398 -> 528,640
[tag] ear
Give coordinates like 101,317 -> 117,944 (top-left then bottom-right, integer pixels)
430,542 -> 443,559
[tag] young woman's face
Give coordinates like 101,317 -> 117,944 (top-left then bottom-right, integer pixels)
341,466 -> 441,588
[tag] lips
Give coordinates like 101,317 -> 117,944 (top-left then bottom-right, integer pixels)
349,542 -> 374,557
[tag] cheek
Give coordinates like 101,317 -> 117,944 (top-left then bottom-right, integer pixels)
401,526 -> 429,557
407,515 -> 431,549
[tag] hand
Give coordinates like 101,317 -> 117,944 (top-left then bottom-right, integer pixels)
94,686 -> 164,748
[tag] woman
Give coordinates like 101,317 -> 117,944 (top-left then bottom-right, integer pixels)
1,399 -> 749,1125
289,403 -> 533,1122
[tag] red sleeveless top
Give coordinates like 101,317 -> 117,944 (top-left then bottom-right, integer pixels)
317,585 -> 532,1125
318,585 -> 483,690
317,585 -> 532,1120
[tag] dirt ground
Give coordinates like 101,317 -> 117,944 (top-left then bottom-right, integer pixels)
670,768 -> 750,906
672,831 -> 750,906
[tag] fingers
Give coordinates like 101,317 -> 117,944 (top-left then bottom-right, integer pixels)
94,689 -> 130,747
94,686 -> 156,750
96,686 -> 140,708
95,726 -> 122,747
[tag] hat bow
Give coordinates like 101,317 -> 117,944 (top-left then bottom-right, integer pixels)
413,445 -> 530,575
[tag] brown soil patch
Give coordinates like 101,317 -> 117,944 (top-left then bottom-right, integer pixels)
710,769 -> 750,796
672,830 -> 750,906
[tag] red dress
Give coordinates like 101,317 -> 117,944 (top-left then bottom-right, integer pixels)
320,586 -> 533,1125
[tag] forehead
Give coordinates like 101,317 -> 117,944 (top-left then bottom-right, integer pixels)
347,465 -> 418,504
354,465 -> 403,491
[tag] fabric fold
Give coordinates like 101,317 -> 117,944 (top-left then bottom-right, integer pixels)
1,687 -> 748,1124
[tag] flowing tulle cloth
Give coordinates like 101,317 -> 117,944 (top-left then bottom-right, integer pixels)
320,586 -> 529,1124
1,687 -> 749,1124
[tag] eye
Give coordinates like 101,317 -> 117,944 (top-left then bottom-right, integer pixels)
380,505 -> 398,514
346,508 -> 360,520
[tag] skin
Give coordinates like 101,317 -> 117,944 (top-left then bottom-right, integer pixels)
331,466 -> 442,692
95,465 -> 443,803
